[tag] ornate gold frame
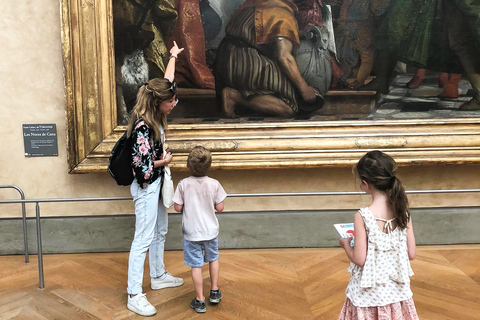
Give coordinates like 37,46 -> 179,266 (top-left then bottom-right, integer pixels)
61,0 -> 480,173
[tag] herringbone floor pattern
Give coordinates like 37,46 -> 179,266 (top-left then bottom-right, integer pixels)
0,245 -> 479,319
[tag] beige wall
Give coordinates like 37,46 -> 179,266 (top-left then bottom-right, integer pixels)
1,1 -> 479,219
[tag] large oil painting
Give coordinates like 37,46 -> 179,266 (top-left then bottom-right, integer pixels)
60,0 -> 480,173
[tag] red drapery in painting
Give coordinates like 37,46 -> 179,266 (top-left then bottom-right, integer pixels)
169,0 -> 215,89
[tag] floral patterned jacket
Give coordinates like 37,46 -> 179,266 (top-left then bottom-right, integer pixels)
131,119 -> 164,188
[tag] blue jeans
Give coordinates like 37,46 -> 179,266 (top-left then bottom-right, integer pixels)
127,178 -> 168,295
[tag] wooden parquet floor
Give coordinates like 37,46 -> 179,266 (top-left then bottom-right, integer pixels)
0,245 -> 479,320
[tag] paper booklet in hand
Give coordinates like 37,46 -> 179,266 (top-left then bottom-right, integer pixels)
334,223 -> 355,247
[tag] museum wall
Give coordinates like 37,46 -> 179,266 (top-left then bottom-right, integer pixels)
1,0 -> 479,220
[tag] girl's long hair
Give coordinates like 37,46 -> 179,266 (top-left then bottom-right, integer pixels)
354,150 -> 410,229
126,78 -> 174,140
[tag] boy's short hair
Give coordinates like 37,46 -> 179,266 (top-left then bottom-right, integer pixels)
187,146 -> 212,177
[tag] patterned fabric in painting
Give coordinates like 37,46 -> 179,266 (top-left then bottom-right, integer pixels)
168,0 -> 216,89
215,3 -> 300,112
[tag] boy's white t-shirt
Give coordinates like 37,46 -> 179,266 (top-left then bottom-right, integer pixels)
173,176 -> 227,241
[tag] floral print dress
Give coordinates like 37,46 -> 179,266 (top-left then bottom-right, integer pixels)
131,119 -> 164,188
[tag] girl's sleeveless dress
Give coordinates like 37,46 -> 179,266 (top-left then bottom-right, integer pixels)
338,207 -> 419,320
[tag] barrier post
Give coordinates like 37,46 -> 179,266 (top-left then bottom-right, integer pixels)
35,202 -> 44,289
0,185 -> 28,263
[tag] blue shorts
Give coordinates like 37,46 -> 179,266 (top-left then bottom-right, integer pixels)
183,237 -> 219,268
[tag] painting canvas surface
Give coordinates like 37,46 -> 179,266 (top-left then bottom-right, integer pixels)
112,0 -> 480,124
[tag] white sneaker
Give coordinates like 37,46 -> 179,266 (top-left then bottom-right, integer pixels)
151,271 -> 184,290
127,293 -> 157,316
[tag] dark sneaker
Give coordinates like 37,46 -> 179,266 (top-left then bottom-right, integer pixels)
190,298 -> 206,313
209,288 -> 222,304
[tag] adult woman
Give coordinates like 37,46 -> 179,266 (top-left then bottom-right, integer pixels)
126,42 -> 184,317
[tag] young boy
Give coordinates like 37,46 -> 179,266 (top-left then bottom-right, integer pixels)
172,146 -> 227,313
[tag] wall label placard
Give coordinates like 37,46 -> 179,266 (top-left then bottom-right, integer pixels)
23,124 -> 58,157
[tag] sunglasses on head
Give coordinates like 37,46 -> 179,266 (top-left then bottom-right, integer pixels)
160,81 -> 177,94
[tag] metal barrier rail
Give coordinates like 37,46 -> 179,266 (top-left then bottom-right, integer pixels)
0,185 -> 28,263
0,196 -> 131,289
1,188 -> 480,289
229,189 -> 480,197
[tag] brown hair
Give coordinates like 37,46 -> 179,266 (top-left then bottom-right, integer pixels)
126,78 -> 175,141
187,146 -> 212,177
354,150 -> 410,229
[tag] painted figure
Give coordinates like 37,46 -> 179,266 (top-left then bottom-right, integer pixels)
359,0 -> 480,111
214,0 -> 321,118
330,0 -> 390,88
407,68 -> 462,99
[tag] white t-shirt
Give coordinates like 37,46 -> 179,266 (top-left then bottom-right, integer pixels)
173,176 -> 227,241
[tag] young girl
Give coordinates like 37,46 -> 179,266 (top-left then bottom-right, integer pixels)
338,150 -> 419,320
126,42 -> 185,317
